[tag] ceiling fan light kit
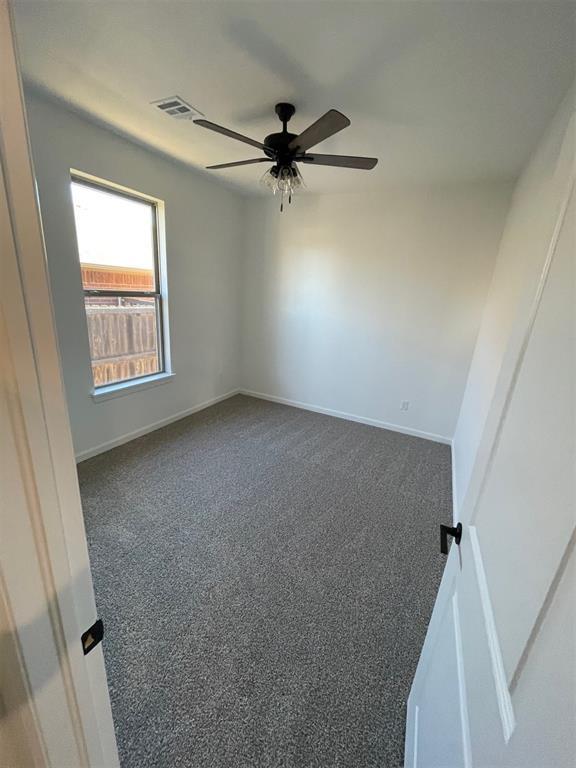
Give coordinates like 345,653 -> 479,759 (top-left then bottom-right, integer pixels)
194,102 -> 378,211
260,164 -> 305,210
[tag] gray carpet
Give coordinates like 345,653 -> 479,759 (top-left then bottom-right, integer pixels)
78,394 -> 452,768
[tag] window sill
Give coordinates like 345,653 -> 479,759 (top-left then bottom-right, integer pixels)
91,372 -> 174,402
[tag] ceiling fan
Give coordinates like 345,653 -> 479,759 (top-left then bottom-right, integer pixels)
194,103 -> 378,210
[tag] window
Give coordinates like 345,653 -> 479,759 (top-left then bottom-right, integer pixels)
70,176 -> 168,390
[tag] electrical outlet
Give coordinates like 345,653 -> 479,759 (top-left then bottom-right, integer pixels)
401,400 -> 410,411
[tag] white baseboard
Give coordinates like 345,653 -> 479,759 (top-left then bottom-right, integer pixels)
76,387 -> 453,462
75,389 -> 240,462
240,389 -> 452,445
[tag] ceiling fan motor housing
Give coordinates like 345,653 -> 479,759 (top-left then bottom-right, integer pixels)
263,131 -> 298,160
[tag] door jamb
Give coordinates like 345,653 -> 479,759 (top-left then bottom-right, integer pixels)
1,1 -> 119,764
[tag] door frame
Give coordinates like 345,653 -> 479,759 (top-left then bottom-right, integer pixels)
405,171 -> 575,767
0,1 -> 119,764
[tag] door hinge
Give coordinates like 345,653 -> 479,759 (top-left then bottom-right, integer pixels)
81,618 -> 104,655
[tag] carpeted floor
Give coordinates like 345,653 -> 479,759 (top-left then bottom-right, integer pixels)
78,394 -> 452,768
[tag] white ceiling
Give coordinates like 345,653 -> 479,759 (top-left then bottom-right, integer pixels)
13,0 -> 576,195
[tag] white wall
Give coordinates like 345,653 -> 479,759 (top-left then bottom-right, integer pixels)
24,90 -> 244,459
452,84 -> 575,513
27,90 -> 533,464
241,186 -> 511,442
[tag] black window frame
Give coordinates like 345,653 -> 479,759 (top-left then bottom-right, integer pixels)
70,174 -> 166,389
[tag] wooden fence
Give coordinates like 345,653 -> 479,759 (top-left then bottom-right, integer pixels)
85,304 -> 160,386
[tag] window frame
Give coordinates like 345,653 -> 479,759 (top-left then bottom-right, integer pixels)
70,171 -> 172,398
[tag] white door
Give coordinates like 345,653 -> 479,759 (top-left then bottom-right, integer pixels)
1,2 -> 119,764
405,183 -> 575,768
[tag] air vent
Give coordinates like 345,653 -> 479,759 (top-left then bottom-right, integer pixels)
151,96 -> 203,121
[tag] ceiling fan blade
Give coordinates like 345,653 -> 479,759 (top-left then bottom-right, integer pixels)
288,110 -> 350,153
298,153 -> 378,170
194,119 -> 269,152
206,158 -> 271,170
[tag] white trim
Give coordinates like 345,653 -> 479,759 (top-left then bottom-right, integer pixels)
0,545 -> 47,766
451,446 -> 459,524
76,389 -> 240,461
240,390 -> 452,445
412,705 -> 419,768
91,371 -> 174,401
78,386 -> 452,462
70,168 -> 164,206
70,169 -> 174,396
469,526 -> 516,742
1,2 -> 119,763
452,593 -> 472,768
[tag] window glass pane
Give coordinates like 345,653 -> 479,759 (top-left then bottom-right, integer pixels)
71,181 -> 156,291
84,295 -> 161,387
